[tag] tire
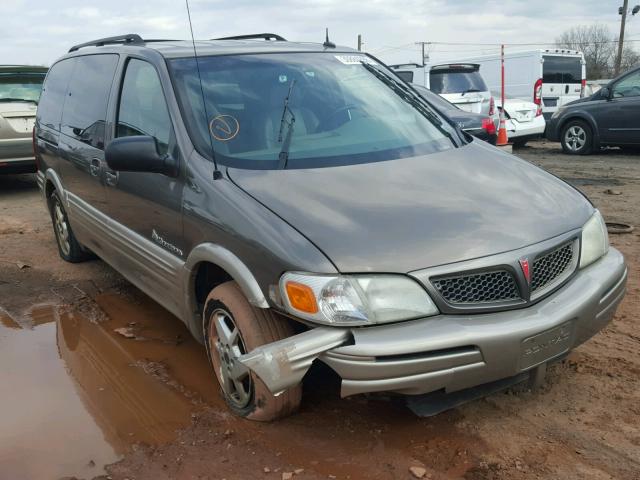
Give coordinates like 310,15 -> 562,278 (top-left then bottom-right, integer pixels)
560,120 -> 593,155
203,281 -> 302,421
512,139 -> 527,148
48,190 -> 92,263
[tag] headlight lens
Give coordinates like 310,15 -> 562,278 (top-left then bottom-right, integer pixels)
579,210 -> 609,269
280,273 -> 439,326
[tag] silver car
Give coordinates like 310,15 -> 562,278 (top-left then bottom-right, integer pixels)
0,65 -> 47,174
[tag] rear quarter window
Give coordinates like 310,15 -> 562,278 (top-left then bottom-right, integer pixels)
37,58 -> 76,131
61,54 -> 119,150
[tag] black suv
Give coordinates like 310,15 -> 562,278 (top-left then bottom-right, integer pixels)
546,65 -> 640,154
34,34 -> 626,421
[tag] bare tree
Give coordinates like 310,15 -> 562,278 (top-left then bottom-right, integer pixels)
556,24 -> 616,78
620,46 -> 640,73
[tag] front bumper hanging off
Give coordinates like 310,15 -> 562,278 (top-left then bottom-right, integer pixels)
238,248 -> 627,399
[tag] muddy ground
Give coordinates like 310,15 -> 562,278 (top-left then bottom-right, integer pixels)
0,140 -> 638,480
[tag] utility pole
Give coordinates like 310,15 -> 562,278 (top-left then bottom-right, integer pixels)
415,41 -> 430,66
615,0 -> 629,76
357,34 -> 362,51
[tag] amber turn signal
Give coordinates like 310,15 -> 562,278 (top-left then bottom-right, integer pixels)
285,281 -> 318,314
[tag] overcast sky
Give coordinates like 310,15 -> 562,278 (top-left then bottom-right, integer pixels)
1,0 -> 638,66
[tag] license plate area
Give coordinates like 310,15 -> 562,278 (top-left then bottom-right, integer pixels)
520,321 -> 574,370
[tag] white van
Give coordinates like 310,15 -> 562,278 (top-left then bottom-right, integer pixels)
449,49 -> 586,119
390,63 -> 495,117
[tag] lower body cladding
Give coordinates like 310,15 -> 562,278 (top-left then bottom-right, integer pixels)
239,248 -> 627,400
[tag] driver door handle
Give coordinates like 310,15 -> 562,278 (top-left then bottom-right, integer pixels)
105,171 -> 119,187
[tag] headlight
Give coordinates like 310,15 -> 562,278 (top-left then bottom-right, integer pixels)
279,273 -> 439,326
579,210 -> 609,269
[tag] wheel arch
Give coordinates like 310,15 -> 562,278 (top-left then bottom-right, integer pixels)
182,243 -> 270,343
44,168 -> 65,207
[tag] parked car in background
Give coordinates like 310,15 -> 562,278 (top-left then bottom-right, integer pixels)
0,65 -> 47,174
451,49 -> 586,120
35,34 -> 626,421
546,65 -> 640,155
391,63 -> 495,118
497,97 -> 546,147
412,84 -> 497,144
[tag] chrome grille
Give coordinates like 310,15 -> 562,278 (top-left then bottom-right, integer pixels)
531,242 -> 574,293
432,270 -> 520,305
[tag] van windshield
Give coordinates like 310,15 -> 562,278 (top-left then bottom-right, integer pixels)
429,68 -> 488,95
169,53 -> 457,169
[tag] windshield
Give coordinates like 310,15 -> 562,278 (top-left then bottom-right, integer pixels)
169,53 -> 457,169
429,68 -> 488,95
0,72 -> 46,103
412,85 -> 459,112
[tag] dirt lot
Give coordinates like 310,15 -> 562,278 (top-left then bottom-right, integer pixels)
0,140 -> 638,480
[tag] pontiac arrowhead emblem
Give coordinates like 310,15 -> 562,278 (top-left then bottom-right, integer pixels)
519,258 -> 531,284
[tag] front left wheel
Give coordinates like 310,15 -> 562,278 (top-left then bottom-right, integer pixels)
560,120 -> 593,155
203,281 -> 302,421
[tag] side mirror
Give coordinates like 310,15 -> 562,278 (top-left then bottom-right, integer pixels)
600,87 -> 611,99
105,136 -> 178,177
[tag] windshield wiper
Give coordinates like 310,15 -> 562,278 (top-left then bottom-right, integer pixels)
361,62 -> 460,146
277,79 -> 296,169
0,98 -> 38,104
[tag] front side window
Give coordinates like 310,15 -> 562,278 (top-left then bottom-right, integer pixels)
117,59 -> 173,155
429,68 -> 488,94
61,54 -> 119,149
612,70 -> 640,98
169,53 -> 456,169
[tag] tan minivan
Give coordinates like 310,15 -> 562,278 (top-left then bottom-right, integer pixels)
0,65 -> 47,174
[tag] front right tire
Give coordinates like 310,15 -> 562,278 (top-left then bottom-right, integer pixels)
203,281 -> 302,421
560,120 -> 593,155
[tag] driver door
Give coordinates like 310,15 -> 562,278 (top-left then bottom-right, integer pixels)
597,69 -> 640,145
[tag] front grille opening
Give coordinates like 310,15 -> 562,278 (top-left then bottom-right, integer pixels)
531,242 -> 574,292
432,270 -> 520,305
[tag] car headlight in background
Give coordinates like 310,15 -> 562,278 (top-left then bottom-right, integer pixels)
579,210 -> 609,269
279,273 -> 439,326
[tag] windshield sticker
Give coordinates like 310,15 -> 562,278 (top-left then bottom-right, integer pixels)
209,115 -> 240,142
334,55 -> 377,65
278,74 -> 288,83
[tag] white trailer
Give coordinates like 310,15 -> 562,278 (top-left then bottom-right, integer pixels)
450,49 -> 586,119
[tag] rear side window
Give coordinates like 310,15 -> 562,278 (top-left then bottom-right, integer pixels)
116,59 -> 173,155
395,71 -> 413,83
543,56 -> 582,84
61,54 -> 118,150
429,68 -> 488,94
37,59 -> 76,131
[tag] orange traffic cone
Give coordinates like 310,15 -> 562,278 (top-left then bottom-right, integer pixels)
496,110 -> 508,146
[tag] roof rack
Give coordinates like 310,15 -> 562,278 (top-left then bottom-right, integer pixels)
68,34 -> 144,53
214,33 -> 286,42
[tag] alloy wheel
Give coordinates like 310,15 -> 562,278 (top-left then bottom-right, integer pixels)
209,308 -> 252,408
53,200 -> 71,256
564,125 -> 587,152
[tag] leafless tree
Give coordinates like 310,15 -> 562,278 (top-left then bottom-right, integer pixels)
620,46 -> 640,72
556,24 -> 616,78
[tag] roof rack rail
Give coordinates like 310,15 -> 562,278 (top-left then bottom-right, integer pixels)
69,34 -> 144,53
214,33 -> 286,42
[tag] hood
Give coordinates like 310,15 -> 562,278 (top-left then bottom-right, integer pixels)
228,142 -> 592,273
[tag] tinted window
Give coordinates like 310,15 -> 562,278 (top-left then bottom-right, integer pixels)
395,71 -> 413,83
612,70 -> 640,98
117,59 -> 173,155
61,54 -> 118,149
429,68 -> 488,94
37,59 -> 76,131
543,56 -> 582,84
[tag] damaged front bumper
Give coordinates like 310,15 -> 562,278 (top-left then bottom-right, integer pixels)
239,248 -> 627,398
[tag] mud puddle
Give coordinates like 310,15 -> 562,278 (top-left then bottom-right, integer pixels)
0,293 -> 220,480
